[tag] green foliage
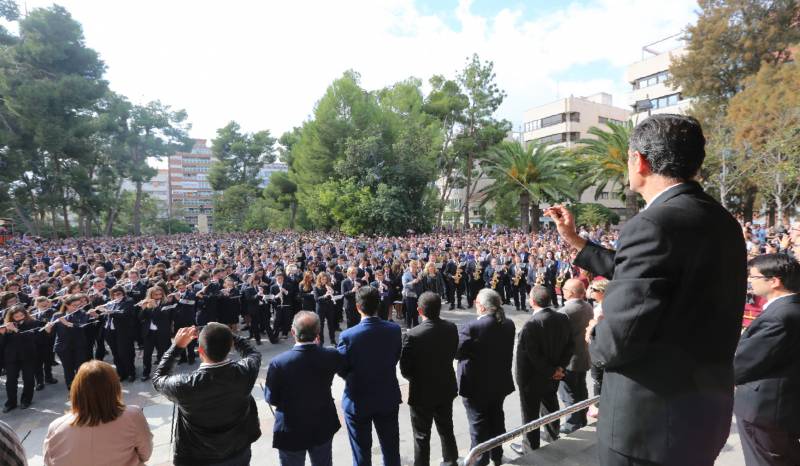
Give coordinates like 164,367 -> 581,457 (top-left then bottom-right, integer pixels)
213,184 -> 259,233
209,121 -> 276,191
484,191 -> 519,227
480,140 -> 577,232
571,203 -> 620,227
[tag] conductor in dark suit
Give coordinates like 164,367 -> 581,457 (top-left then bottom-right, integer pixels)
337,286 -> 402,466
265,311 -> 347,466
456,288 -> 516,466
734,254 -> 800,466
400,291 -> 459,466
546,114 -> 747,466
511,286 -> 573,455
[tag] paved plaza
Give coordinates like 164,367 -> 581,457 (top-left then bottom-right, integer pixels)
4,304 -> 746,466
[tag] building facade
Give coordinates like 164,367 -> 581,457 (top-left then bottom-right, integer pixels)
168,139 -> 214,231
257,162 -> 289,188
626,45 -> 691,122
522,93 -> 630,214
120,169 -> 170,218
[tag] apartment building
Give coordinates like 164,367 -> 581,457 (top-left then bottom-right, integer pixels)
257,162 -> 289,188
168,139 -> 214,231
626,41 -> 691,121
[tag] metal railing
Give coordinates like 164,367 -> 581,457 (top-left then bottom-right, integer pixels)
461,395 -> 600,466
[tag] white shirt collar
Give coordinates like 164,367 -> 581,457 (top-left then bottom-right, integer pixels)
763,293 -> 797,312
644,183 -> 685,210
477,313 -> 489,320
294,341 -> 317,347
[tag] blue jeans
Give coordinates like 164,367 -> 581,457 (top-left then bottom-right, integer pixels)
344,407 -> 400,466
278,438 -> 333,466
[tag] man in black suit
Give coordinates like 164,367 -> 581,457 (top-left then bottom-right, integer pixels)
557,279 -> 594,434
456,288 -> 516,466
511,286 -> 573,455
547,114 -> 747,466
265,311 -> 346,466
734,254 -> 800,466
104,285 -> 137,382
400,292 -> 459,466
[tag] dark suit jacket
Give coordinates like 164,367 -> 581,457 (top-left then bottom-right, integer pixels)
575,181 -> 747,463
400,318 -> 458,408
734,293 -> 800,434
559,299 -> 593,372
337,316 -> 402,416
456,315 -> 516,401
515,308 -> 573,394
265,344 -> 347,450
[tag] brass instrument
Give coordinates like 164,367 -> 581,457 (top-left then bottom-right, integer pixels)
454,264 -> 463,285
556,274 -> 565,288
535,270 -> 544,286
490,271 -> 499,290
512,266 -> 523,287
472,264 -> 482,281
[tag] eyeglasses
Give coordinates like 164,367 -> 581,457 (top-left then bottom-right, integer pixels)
748,275 -> 773,281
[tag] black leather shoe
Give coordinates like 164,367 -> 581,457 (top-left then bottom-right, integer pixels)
140,375 -> 150,382
21,402 -> 31,409
35,384 -> 45,391
510,443 -> 524,455
46,377 -> 58,384
2,405 -> 16,413
128,375 -> 137,383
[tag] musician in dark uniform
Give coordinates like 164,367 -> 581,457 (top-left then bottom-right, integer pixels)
31,296 -> 58,388
241,274 -> 264,345
271,271 -> 294,339
217,277 -> 241,331
138,286 -> 173,381
195,272 -> 220,326
313,272 -> 338,346
327,263 -> 345,328
341,267 -> 363,328
171,279 -> 198,360
1,305 -> 45,412
103,285 -> 138,382
465,254 -> 483,309
509,255 -> 528,312
371,268 -> 394,320
47,294 -> 90,390
84,278 -> 110,361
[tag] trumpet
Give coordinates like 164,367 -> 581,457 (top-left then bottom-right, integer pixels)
490,271 -> 499,290
454,264 -> 463,286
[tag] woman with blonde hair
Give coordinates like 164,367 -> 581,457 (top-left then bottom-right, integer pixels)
43,360 -> 152,466
313,272 -> 338,345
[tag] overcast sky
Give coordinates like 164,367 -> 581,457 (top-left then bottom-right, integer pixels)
24,0 -> 698,141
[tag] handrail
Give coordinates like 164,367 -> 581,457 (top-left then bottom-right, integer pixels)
461,395 -> 600,466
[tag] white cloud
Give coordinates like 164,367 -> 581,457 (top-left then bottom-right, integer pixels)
24,0 -> 697,138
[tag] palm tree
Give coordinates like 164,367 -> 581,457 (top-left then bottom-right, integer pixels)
479,140 -> 577,232
572,121 -> 639,221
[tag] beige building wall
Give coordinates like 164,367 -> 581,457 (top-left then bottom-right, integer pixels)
626,46 -> 692,122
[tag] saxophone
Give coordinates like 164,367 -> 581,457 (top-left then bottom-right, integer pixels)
512,266 -> 523,287
535,270 -> 545,286
490,271 -> 499,290
454,263 -> 463,286
472,264 -> 482,281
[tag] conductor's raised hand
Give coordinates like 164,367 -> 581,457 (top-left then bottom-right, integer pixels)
544,205 -> 587,251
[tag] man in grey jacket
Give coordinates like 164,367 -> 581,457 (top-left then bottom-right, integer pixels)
558,279 -> 593,434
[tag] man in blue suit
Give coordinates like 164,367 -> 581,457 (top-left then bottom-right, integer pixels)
337,286 -> 402,466
265,311 -> 346,466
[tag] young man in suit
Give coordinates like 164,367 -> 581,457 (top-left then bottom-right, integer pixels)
557,279 -> 594,434
399,291 -> 459,466
511,286 -> 573,455
547,114 -> 747,466
337,286 -> 402,466
456,288 -> 516,466
734,254 -> 800,466
265,311 -> 347,466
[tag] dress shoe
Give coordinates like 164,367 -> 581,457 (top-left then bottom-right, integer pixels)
35,384 -> 45,391
457,304 -> 464,309
255,340 -> 262,346
510,443 -> 525,455
21,402 -> 31,409
3,405 -> 16,413
560,425 -> 578,435
46,377 -> 58,384
128,375 -> 137,383
449,304 -> 455,310
140,375 -> 150,382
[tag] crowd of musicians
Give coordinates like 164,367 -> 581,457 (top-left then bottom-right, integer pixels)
0,227 -> 605,413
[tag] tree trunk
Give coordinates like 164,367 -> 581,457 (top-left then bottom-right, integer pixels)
519,191 -> 530,232
530,203 -> 541,233
768,203 -> 776,227
61,198 -> 71,236
463,153 -> 472,229
104,179 -> 125,236
12,200 -> 37,235
50,209 -> 58,239
624,187 -> 639,222
289,202 -> 297,230
133,181 -> 143,236
743,188 -> 757,223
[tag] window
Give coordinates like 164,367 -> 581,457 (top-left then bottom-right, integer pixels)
541,113 -> 565,128
568,112 -> 580,122
633,71 -> 671,90
649,93 -> 682,109
536,133 -> 566,145
568,132 -> 580,142
599,116 -> 625,125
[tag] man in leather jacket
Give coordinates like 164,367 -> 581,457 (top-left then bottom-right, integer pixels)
152,323 -> 262,466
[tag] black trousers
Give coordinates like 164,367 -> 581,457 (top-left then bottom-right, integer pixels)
737,416 -> 800,466
275,304 -> 292,336
598,443 -> 661,466
84,323 -> 106,361
511,285 -> 527,310
558,370 -> 588,430
463,396 -> 506,466
142,330 -> 169,377
35,345 -> 55,384
57,347 -> 87,389
409,402 -> 459,466
345,306 -> 360,329
106,330 -> 136,379
317,307 -> 337,345
4,359 -> 35,407
591,365 -> 604,397
519,388 -> 560,451
468,282 -> 482,307
404,297 -> 419,329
